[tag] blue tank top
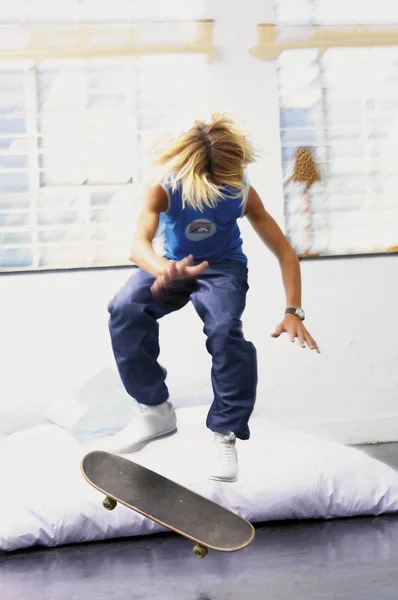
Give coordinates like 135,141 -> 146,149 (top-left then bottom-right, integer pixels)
158,178 -> 249,264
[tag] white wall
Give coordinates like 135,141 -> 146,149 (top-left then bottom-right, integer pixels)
1,0 -> 398,444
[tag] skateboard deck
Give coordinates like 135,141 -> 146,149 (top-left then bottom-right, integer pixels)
81,451 -> 255,558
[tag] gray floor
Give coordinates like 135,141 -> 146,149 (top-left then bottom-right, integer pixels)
2,443 -> 398,600
357,442 -> 398,471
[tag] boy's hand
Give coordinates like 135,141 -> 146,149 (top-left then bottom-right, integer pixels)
271,314 -> 320,353
151,255 -> 209,296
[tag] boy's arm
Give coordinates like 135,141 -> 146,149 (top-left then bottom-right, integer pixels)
130,184 -> 170,277
245,186 -> 320,352
245,186 -> 302,308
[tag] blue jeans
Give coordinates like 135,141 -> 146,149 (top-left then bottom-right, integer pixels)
107,261 -> 257,440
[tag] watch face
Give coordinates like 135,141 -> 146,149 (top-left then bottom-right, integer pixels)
296,308 -> 305,320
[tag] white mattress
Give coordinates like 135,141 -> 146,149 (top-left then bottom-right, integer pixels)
2,405 -> 398,552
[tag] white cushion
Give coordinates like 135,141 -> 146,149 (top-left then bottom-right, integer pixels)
1,406 -> 398,552
0,368 -> 136,437
44,368 -> 138,439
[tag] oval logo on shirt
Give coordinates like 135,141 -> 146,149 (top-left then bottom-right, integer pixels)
185,219 -> 216,241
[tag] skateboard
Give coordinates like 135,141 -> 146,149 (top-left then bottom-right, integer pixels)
81,450 -> 255,558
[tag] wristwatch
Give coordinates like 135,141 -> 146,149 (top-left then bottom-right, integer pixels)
285,307 -> 305,321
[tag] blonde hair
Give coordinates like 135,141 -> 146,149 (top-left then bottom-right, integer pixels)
153,114 -> 256,211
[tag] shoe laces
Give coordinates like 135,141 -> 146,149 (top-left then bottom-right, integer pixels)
214,434 -> 236,465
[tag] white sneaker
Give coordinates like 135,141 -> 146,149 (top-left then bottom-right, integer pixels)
91,401 -> 177,454
209,432 -> 238,482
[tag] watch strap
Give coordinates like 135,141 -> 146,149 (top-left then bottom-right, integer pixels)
285,307 -> 305,320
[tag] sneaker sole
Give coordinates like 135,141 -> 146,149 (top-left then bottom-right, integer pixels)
117,427 -> 178,454
208,474 -> 238,483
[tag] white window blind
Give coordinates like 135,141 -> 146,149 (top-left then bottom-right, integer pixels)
275,1 -> 398,256
0,0 -> 205,24
0,1 -> 207,271
274,0 -> 398,26
0,54 -> 208,271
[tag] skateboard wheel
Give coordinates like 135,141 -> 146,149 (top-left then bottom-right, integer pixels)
103,496 -> 117,511
193,544 -> 208,558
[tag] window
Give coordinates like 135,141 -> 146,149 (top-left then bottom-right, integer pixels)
0,0 -> 207,272
275,1 -> 398,256
0,0 -> 205,24
274,0 -> 398,26
0,55 -> 208,271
